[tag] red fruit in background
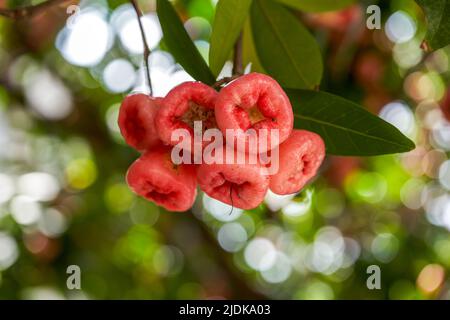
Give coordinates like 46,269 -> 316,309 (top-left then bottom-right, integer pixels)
269,130 -> 325,195
354,51 -> 386,90
305,4 -> 363,33
197,147 -> 269,210
441,87 -> 450,122
215,73 -> 293,153
118,94 -> 161,152
363,89 -> 392,114
22,4 -> 68,51
126,146 -> 197,212
324,156 -> 360,188
156,82 -> 218,152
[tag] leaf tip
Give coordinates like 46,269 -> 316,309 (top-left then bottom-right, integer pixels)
396,137 -> 416,154
405,138 -> 416,152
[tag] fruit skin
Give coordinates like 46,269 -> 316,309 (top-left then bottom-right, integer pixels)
197,147 -> 269,210
126,146 -> 197,212
118,94 -> 161,152
215,73 -> 293,153
269,130 -> 325,195
156,81 -> 218,152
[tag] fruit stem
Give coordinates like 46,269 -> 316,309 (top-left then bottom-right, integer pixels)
130,0 -> 153,96
212,74 -> 240,89
228,185 -> 235,216
232,32 -> 243,76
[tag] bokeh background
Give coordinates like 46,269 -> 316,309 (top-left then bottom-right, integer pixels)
0,0 -> 450,300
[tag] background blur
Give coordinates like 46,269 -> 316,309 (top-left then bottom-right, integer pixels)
0,0 -> 450,300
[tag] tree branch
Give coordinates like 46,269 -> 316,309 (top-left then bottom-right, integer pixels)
232,32 -> 243,76
0,0 -> 72,19
212,74 -> 240,90
214,33 -> 244,89
158,211 -> 267,299
130,0 -> 153,95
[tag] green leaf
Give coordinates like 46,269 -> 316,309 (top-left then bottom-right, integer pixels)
242,18 -> 266,73
415,0 -> 450,50
251,0 -> 323,89
276,0 -> 356,12
287,89 -> 416,156
157,0 -> 215,84
209,0 -> 253,76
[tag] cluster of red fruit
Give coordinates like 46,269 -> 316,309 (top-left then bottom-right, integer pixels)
119,73 -> 325,212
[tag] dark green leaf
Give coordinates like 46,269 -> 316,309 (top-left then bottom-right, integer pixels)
251,0 -> 323,89
276,0 -> 355,12
415,0 -> 450,50
209,0 -> 253,76
242,18 -> 266,73
287,89 -> 416,156
157,0 -> 215,84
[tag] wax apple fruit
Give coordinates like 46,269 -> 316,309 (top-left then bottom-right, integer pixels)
156,81 -> 218,153
197,147 -> 269,210
118,94 -> 161,152
126,146 -> 197,212
120,74 -> 327,212
215,73 -> 293,153
269,130 -> 325,195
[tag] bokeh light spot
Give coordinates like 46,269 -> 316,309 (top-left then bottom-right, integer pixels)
385,11 -> 416,44
58,10 -> 112,67
417,264 -> 445,295
244,238 -> 277,271
217,223 -> 247,253
65,158 -> 97,190
0,232 -> 19,271
379,101 -> 416,138
203,194 -> 243,222
10,195 -> 42,226
0,174 -> 15,204
261,251 -> 292,284
103,59 -> 136,93
371,233 -> 399,263
17,172 -> 60,202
